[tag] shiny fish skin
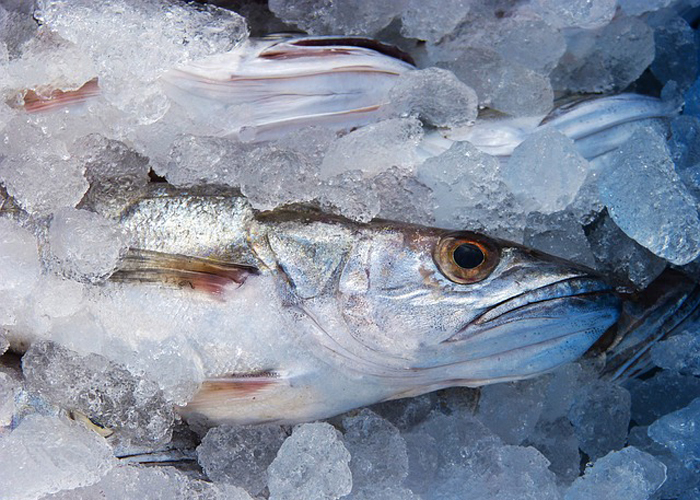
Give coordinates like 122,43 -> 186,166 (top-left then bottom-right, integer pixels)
118,189 -> 621,424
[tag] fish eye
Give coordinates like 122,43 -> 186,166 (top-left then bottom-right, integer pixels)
434,233 -> 500,284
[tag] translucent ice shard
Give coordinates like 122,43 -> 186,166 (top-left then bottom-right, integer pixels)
0,415 -> 116,500
564,447 -> 667,500
268,422 -> 352,500
598,127 -> 700,265
648,397 -> 700,470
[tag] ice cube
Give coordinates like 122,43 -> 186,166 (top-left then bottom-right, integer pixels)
400,0 -> 471,43
628,369 -> 700,426
564,447 -> 667,500
268,422 -> 352,500
72,134 -> 151,218
551,17 -> 655,93
22,341 -> 175,446
568,380 -> 632,460
371,167 -> 434,226
416,140 -> 526,241
369,393 -> 435,432
503,128 -> 589,214
386,68 -> 478,128
585,211 -> 667,288
43,464 -> 255,500
477,377 -> 549,445
342,409 -> 408,493
648,13 -> 698,90
618,0 -> 673,16
648,397 -> 700,470
599,127 -> 700,265
532,0 -> 616,29
0,371 -> 18,427
685,77 -> 700,118
526,416 -> 581,482
268,0 -> 402,36
0,414 -> 116,500
0,118 -> 88,215
317,170 -> 381,223
524,211 -> 596,269
650,332 -> 700,376
320,118 -> 423,179
0,218 -> 40,292
197,424 -> 287,496
48,207 -> 130,283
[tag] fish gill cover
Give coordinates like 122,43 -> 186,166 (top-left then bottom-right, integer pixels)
0,0 -> 699,499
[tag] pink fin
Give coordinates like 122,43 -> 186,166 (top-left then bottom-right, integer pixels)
110,248 -> 258,297
20,78 -> 100,113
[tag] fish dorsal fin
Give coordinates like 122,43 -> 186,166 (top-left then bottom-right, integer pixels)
110,248 -> 258,295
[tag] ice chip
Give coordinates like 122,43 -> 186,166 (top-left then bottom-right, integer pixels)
618,0 -> 673,16
650,332 -> 700,376
0,218 -> 40,292
477,377 -> 549,445
568,380 -> 632,460
503,128 -> 589,214
0,371 -> 18,427
551,17 -> 655,93
22,341 -> 175,446
342,409 -> 408,492
533,0 -> 616,29
685,77 -> 700,118
628,369 -> 700,426
48,207 -> 129,282
320,117 -> 423,179
372,166 -> 434,226
649,14 -> 698,90
267,422 -> 352,500
648,397 -> 700,470
0,415 -> 115,500
598,127 -> 700,265
197,424 -> 287,496
564,447 -> 667,500
524,211 -> 596,269
400,0 -> 471,43
387,68 -> 478,128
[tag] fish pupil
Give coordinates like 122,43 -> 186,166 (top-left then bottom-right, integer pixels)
453,243 -> 484,269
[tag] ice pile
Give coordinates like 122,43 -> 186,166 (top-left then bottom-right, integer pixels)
0,0 -> 699,498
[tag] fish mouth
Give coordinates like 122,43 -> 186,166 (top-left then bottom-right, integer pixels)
446,276 -> 621,344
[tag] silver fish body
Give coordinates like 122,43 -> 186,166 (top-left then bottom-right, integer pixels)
116,188 -> 621,425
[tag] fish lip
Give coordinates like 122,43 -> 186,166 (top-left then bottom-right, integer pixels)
447,276 -> 620,342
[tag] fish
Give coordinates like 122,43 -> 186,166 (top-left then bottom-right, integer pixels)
92,185 -> 622,426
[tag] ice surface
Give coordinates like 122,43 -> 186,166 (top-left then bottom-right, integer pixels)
399,0 -> 471,43
0,371 -> 17,427
599,127 -> 700,265
197,424 -> 287,496
503,128 -> 589,214
74,134 -> 151,218
618,0 -> 673,16
651,332 -> 700,376
568,380 -> 631,460
342,409 -> 408,493
44,464 -> 255,500
22,341 -> 175,446
0,414 -> 115,500
267,422 -> 352,500
532,0 -> 616,29
551,17 -> 655,93
648,397 -> 700,470
585,211 -> 667,288
564,446 -> 667,500
0,119 -> 89,215
48,207 -> 130,283
649,13 -> 698,91
477,377 -> 548,445
268,0 -> 402,36
387,68 -> 478,128
416,140 -> 525,240
686,77 -> 700,118
320,118 -> 422,179
0,218 -> 40,292
371,166 -> 434,225
524,211 -> 596,269
628,369 -> 700,426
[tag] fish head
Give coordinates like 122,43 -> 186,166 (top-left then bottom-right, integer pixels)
257,217 -> 621,389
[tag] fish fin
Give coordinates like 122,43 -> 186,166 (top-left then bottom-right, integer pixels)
18,78 -> 100,113
599,270 -> 700,381
110,248 -> 258,296
179,371 -> 293,425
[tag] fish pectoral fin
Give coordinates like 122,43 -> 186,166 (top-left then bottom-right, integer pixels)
179,371 -> 298,425
110,248 -> 258,295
